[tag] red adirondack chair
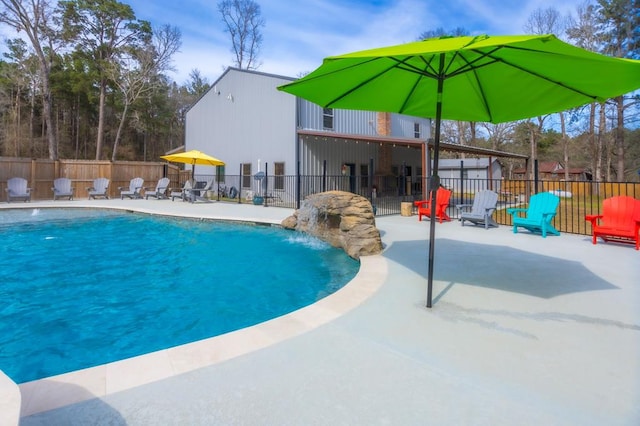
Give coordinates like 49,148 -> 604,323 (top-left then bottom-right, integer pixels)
414,187 -> 452,223
585,195 -> 640,250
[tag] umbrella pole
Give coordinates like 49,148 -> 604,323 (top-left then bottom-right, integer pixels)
426,60 -> 445,308
190,162 -> 196,203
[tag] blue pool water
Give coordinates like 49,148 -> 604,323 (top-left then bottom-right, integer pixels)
0,208 -> 359,383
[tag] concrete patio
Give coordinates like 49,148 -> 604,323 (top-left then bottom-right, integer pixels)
2,199 -> 638,425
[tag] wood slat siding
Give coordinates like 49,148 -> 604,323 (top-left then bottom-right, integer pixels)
1,157 -> 178,201
299,102 -> 379,135
391,114 -> 431,139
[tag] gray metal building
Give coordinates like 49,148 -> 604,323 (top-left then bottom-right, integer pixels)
185,68 -> 431,200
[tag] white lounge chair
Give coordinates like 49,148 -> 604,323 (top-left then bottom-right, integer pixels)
170,180 -> 191,202
119,177 -> 144,199
6,177 -> 31,203
456,189 -> 499,229
52,178 -> 74,200
87,178 -> 110,199
145,177 -> 170,200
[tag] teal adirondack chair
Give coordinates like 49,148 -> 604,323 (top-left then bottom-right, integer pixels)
507,192 -> 560,238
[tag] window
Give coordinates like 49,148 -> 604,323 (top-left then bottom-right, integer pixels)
323,108 -> 334,130
216,165 -> 225,183
274,162 -> 285,190
360,164 -> 369,188
414,122 -> 421,138
242,163 -> 252,188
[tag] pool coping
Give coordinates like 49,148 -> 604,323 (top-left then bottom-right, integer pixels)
0,201 -> 387,418
6,199 -> 640,425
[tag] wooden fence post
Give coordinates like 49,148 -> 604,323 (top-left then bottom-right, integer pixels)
30,159 -> 37,194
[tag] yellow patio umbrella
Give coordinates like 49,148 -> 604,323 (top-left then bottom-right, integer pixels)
160,149 -> 225,181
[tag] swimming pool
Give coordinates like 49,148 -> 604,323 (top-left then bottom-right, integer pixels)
0,208 -> 359,383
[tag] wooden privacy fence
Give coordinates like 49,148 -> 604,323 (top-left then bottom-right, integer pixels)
0,157 -> 180,200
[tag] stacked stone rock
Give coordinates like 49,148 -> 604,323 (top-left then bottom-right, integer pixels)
281,191 -> 383,259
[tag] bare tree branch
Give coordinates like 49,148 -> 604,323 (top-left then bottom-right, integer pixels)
218,0 -> 264,70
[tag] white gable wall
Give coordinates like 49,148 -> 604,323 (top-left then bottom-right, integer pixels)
185,69 -> 296,179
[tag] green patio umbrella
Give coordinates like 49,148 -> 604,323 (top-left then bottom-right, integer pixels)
278,34 -> 640,308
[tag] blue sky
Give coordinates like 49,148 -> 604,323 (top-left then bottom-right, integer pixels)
1,0 -> 588,85
124,0 -> 588,85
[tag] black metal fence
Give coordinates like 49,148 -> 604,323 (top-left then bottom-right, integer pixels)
191,172 -> 640,237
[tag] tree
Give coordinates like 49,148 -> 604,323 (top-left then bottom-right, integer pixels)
0,1 -> 193,162
625,128 -> 640,181
0,0 -> 60,159
186,69 -> 210,97
523,6 -> 568,180
58,0 -> 152,160
594,0 -> 640,180
2,39 -> 30,156
218,0 -> 264,70
52,50 -> 100,159
480,122 -> 516,152
418,27 -> 468,40
109,24 -> 181,160
566,2 -> 603,182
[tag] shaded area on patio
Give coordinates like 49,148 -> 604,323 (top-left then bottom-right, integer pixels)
383,238 -> 618,300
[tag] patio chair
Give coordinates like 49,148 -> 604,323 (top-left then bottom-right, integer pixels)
87,178 -> 110,199
456,189 -> 499,229
6,177 -> 31,203
52,177 -> 74,200
414,187 -> 452,223
176,180 -> 213,203
507,192 -> 560,238
170,180 -> 191,202
118,177 -> 144,199
585,195 -> 640,250
189,180 -> 215,203
144,177 -> 170,200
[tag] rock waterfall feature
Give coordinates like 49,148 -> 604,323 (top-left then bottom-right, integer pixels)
281,191 -> 383,259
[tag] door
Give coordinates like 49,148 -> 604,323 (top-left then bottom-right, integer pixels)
346,163 -> 356,193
